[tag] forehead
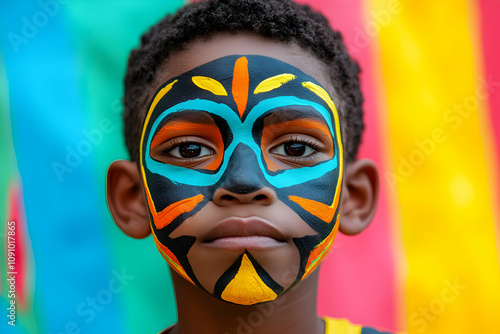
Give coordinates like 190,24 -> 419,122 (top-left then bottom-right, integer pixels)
148,54 -> 334,124
151,33 -> 333,100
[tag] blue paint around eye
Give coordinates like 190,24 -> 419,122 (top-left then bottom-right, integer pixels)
144,97 -> 339,188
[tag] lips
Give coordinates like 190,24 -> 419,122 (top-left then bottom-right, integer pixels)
202,216 -> 287,250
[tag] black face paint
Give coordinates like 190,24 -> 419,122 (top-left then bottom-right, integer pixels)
140,55 -> 344,304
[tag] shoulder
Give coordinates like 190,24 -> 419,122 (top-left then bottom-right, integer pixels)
322,316 -> 401,334
157,324 -> 175,334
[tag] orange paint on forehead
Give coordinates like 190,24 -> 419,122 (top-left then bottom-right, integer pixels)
232,57 -> 249,118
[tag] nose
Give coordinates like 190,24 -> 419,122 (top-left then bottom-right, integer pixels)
212,143 -> 276,206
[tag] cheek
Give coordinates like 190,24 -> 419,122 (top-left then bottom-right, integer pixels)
276,169 -> 340,232
144,172 -> 216,232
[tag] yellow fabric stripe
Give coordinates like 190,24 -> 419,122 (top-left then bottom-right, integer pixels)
370,0 -> 500,332
253,73 -> 296,94
323,317 -> 362,334
192,76 -> 228,96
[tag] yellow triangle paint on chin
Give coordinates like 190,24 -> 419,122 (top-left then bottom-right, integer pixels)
221,254 -> 277,305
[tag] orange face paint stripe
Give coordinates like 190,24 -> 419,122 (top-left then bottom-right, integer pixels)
288,195 -> 338,223
150,122 -> 223,149
151,230 -> 195,285
260,118 -> 335,172
302,215 -> 339,280
150,121 -> 224,171
154,194 -> 204,230
232,57 -> 249,118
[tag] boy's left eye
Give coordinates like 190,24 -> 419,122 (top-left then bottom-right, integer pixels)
271,141 -> 316,157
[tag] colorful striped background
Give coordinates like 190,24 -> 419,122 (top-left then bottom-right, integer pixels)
1,0 -> 499,333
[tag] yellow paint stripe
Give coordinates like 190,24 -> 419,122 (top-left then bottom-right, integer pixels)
221,254 -> 277,305
299,81 -> 343,215
139,80 -> 177,214
192,76 -> 228,96
253,73 -> 296,94
371,0 -> 500,332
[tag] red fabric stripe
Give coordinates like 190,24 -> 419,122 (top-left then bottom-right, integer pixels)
7,183 -> 27,309
294,0 -> 398,330
477,0 -> 500,232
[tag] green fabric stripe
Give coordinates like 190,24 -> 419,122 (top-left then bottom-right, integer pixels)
63,1 -> 185,332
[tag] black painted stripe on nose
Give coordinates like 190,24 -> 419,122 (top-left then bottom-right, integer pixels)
219,143 -> 267,194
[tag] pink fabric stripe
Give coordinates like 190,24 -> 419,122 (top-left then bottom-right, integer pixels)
478,0 -> 500,235
294,0 -> 399,330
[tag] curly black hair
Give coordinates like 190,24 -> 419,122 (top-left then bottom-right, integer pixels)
123,0 -> 364,163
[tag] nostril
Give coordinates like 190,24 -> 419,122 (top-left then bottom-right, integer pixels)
254,194 -> 267,201
221,194 -> 235,201
212,187 -> 276,206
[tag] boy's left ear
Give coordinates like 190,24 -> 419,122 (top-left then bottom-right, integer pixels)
339,159 -> 379,235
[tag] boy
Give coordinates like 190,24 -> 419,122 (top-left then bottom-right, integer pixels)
107,0 -> 385,333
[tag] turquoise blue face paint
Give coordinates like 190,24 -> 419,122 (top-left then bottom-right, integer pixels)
139,55 -> 344,305
144,97 -> 337,188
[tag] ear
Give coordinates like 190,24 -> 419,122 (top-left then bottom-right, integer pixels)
106,160 -> 151,238
339,159 -> 379,235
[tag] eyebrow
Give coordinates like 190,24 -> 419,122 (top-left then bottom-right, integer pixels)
263,106 -> 327,126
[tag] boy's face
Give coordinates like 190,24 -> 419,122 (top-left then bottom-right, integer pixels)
140,35 -> 343,305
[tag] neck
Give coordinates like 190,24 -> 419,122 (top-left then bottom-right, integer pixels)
169,268 -> 324,334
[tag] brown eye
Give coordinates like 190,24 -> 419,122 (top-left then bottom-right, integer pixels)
272,141 -> 316,157
169,143 -> 213,158
284,142 -> 306,156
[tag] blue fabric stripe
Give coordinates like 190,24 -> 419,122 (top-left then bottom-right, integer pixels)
0,1 -> 120,332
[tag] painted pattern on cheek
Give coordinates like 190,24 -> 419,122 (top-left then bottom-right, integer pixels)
302,215 -> 339,280
286,81 -> 344,280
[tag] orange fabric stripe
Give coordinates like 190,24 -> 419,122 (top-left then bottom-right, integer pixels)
232,57 -> 249,118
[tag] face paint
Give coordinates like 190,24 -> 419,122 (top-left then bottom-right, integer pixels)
140,55 -> 343,305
